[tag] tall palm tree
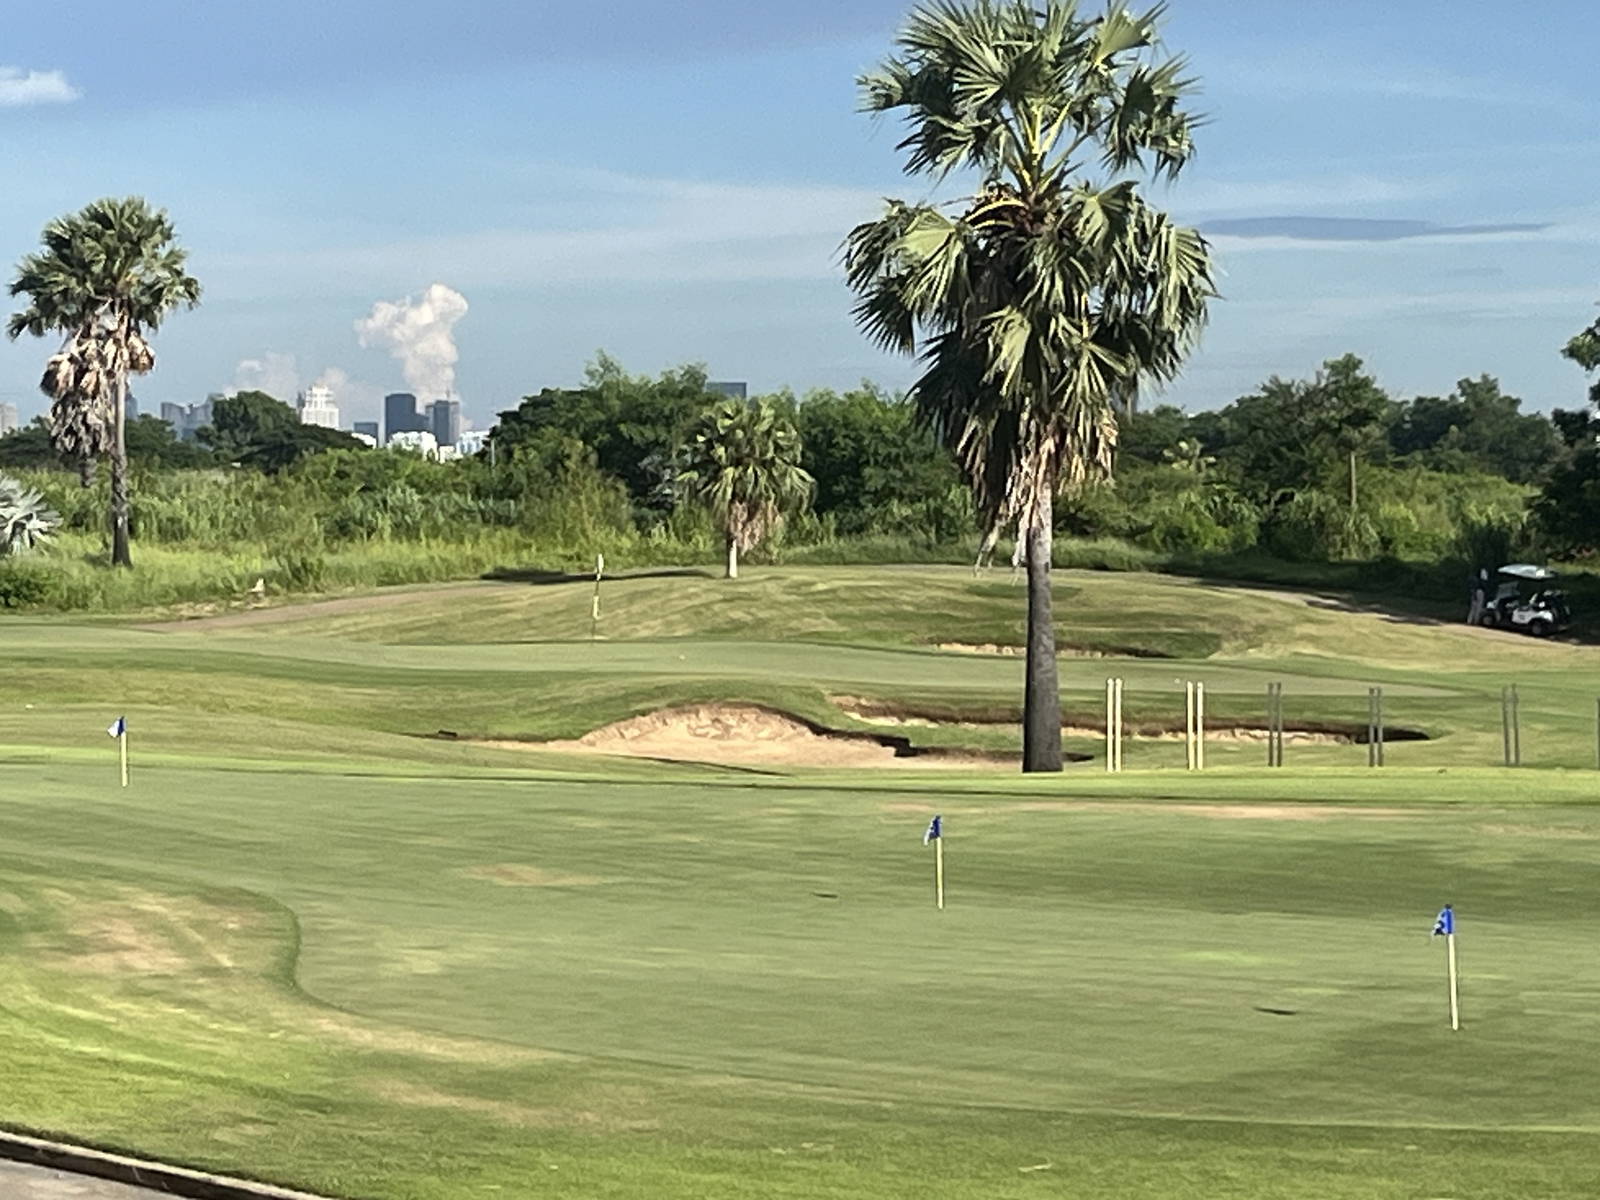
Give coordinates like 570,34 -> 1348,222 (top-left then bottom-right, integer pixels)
679,397 -> 813,580
8,197 -> 201,567
845,0 -> 1214,772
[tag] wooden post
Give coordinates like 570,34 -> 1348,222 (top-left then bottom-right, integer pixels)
1195,682 -> 1205,771
1502,688 -> 1514,768
1511,685 -> 1521,767
1105,679 -> 1115,774
590,553 -> 605,641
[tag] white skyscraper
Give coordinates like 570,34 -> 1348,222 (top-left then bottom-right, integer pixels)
297,385 -> 340,429
0,401 -> 18,437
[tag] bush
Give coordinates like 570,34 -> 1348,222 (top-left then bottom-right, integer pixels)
0,558 -> 57,608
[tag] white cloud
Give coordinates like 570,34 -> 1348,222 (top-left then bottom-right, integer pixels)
0,67 -> 80,107
231,352 -> 302,400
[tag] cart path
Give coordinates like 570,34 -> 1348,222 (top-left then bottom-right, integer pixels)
0,1160 -> 155,1198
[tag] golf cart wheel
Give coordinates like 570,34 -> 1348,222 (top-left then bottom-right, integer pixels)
1530,620 -> 1553,638
1479,613 -> 1499,628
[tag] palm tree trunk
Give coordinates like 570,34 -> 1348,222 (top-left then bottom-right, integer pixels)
1022,490 -> 1063,773
1348,449 -> 1358,511
78,455 -> 97,489
110,374 -> 132,568
725,533 -> 739,580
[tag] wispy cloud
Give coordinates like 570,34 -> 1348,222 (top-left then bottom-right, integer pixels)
0,67 -> 80,107
1201,217 -> 1550,244
203,170 -> 886,295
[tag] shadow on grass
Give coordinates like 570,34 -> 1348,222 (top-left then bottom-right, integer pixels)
482,566 -> 717,587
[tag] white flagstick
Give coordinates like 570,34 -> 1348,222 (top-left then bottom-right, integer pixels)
934,836 -> 945,911
119,725 -> 128,789
1447,933 -> 1461,1031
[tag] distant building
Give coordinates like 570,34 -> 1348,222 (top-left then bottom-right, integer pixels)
708,381 -> 748,400
457,429 -> 490,458
350,431 -> 378,449
0,401 -> 18,437
161,398 -> 214,442
353,420 -> 380,441
125,394 -> 141,421
426,398 -> 461,448
384,392 -> 425,441
297,384 -> 340,429
388,429 -> 439,459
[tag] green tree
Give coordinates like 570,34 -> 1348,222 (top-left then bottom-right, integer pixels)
7,197 -> 201,567
1539,311 -> 1600,552
844,0 -> 1213,771
1390,376 -> 1559,484
679,398 -> 813,579
794,385 -> 970,540
126,414 -> 215,469
198,391 -> 298,459
491,355 -> 712,516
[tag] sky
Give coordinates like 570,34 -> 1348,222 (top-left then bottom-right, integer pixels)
2,0 -> 1597,430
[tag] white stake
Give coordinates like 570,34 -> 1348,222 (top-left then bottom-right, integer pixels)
1113,678 -> 1124,773
1195,681 -> 1206,771
1447,932 -> 1461,1031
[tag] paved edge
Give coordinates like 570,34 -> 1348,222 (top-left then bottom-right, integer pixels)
0,1131 -> 342,1200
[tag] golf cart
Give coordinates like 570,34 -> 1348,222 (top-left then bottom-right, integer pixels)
1480,564 -> 1571,638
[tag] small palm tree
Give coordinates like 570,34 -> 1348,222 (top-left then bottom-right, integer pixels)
679,398 -> 813,580
845,0 -> 1214,771
0,472 -> 60,557
8,197 -> 201,567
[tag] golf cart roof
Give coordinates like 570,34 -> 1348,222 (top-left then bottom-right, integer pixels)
1499,563 -> 1558,580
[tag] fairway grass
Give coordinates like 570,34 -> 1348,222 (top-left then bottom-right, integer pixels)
6,566 -> 1600,1197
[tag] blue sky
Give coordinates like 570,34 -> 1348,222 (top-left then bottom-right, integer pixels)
2,0 -> 1596,429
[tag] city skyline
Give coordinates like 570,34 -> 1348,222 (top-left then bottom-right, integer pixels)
2,1 -> 1597,428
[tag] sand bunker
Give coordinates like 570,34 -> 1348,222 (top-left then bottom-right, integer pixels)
536,704 -> 1013,770
832,696 -> 1425,746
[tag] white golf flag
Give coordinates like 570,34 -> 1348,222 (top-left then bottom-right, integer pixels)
107,716 -> 126,739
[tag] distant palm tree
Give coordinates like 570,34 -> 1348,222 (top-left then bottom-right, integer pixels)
845,0 -> 1214,771
8,197 -> 201,567
679,398 -> 813,580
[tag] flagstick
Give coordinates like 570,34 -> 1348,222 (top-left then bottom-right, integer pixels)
1447,932 -> 1461,1031
119,730 -> 129,789
934,836 -> 945,911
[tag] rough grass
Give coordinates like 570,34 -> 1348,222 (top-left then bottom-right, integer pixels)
6,566 -> 1600,1197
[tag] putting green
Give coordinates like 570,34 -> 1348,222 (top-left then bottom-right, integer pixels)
5,566 -> 1600,1197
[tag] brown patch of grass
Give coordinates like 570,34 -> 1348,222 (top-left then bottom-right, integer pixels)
369,1080 -> 658,1132
463,864 -> 609,888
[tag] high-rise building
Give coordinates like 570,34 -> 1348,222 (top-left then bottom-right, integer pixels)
126,394 -> 141,422
384,392 -> 423,441
297,385 -> 340,429
160,398 -> 214,442
708,381 -> 748,400
0,401 -> 18,436
427,398 -> 461,448
353,421 -> 380,441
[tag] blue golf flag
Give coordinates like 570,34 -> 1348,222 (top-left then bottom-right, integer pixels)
923,815 -> 942,845
107,716 -> 127,739
1432,904 -> 1454,937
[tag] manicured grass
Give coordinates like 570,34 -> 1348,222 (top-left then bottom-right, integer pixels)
5,565 -> 1600,1197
